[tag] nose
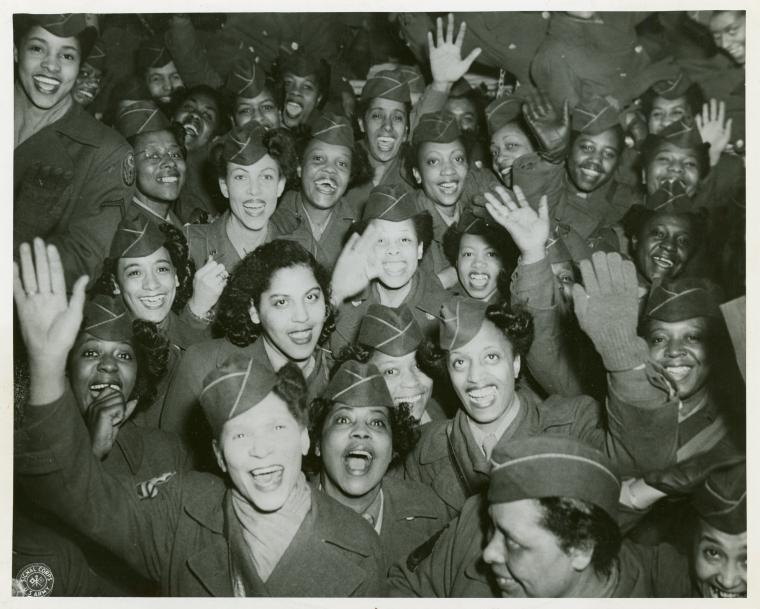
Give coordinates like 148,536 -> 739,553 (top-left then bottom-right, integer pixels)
716,560 -> 743,590
665,337 -> 686,358
660,235 -> 678,252
292,299 -> 310,323
482,532 -> 507,566
467,358 -> 483,383
350,421 -> 371,439
97,353 -> 118,372
471,253 -> 487,269
142,270 -> 160,291
441,159 -> 456,176
41,51 -> 61,73
249,437 -> 274,458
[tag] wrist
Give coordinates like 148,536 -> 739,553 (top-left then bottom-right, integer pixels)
431,80 -> 453,94
188,298 -> 214,320
521,248 -> 547,265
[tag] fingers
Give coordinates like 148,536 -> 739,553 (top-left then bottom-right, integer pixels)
512,185 -> 530,209
716,99 -> 725,125
462,47 -> 482,71
70,274 -> 90,314
577,258 -> 599,295
561,100 -> 570,127
621,257 -> 638,292
47,243 -> 67,295
591,251 -> 613,294
606,251 -> 625,292
446,13 -> 455,44
453,18 -> 466,48
536,195 -> 550,223
435,16 -> 444,46
18,242 -> 38,296
725,118 -> 733,140
571,282 -> 588,313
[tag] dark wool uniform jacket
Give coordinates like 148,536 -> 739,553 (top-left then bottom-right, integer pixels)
14,102 -> 134,287
15,389 -> 385,597
388,494 -> 693,598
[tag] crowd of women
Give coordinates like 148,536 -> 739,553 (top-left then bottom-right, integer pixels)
12,10 -> 745,598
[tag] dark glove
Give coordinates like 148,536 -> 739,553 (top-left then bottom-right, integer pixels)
644,446 -> 745,496
522,89 -> 570,163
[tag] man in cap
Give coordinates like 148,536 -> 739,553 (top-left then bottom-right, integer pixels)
14,241 -> 385,596
14,13 -> 135,288
389,435 -> 692,597
115,101 -> 186,230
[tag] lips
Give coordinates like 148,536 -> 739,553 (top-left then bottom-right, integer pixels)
182,118 -> 201,138
32,74 -> 62,94
343,446 -> 374,475
708,584 -> 745,599
314,176 -> 338,195
156,170 -> 180,184
250,465 -> 284,490
88,380 -> 122,398
651,254 -> 675,270
382,260 -> 407,276
376,136 -> 396,152
394,392 -> 424,407
437,181 -> 460,196
285,101 -> 303,118
467,271 -> 491,289
663,364 -> 692,381
138,294 -> 168,309
288,328 -> 314,345
579,163 -> 603,180
241,199 -> 267,216
466,385 -> 498,408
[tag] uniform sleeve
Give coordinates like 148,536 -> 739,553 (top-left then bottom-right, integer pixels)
47,141 -> 134,289
14,388 -> 180,583
330,301 -> 366,357
511,153 -> 566,214
159,347 -> 206,451
165,17 -> 224,88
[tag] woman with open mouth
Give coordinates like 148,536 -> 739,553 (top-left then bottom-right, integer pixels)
270,112 -> 371,271
184,119 -> 298,299
14,245 -> 384,596
485,93 -> 536,189
328,183 -> 450,356
162,239 -> 335,469
307,359 -> 449,573
94,214 -> 222,427
71,38 -> 105,113
337,304 -> 450,425
14,274 -> 189,595
274,50 -> 330,130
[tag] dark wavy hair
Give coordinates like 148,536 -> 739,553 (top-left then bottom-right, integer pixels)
275,361 -> 310,427
130,319 -> 170,412
214,239 -> 335,347
293,128 -> 373,190
92,223 -> 195,314
305,396 -> 420,476
640,84 -> 705,124
538,497 -> 622,579
417,302 -> 534,379
211,126 -> 299,189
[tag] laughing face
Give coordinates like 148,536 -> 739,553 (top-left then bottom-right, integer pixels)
445,97 -> 479,134
220,154 -> 286,232
447,319 -> 521,431
567,129 -> 622,193
68,332 -> 138,415
173,92 -> 221,151
214,391 -> 310,513
71,61 -> 103,107
693,519 -> 747,598
644,142 -> 701,197
361,98 -> 408,164
490,123 -> 534,186
145,61 -> 184,105
457,233 -> 503,301
369,350 -> 433,420
648,96 -> 691,135
281,72 -> 322,128
633,213 -> 694,283
318,404 -> 393,501
414,141 -> 468,209
709,11 -> 746,65
234,90 -> 281,130
370,218 -> 424,291
249,264 -> 327,364
116,246 -> 178,323
645,317 -> 711,400
15,25 -> 80,110
300,140 -> 352,210
133,130 -> 187,205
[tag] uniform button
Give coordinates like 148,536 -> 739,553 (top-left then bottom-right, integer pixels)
508,43 -> 516,50
542,11 -> 550,19
634,44 -> 643,53
291,41 -> 299,51
262,30 -> 268,36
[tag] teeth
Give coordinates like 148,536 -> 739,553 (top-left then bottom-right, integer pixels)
580,168 -> 601,178
345,450 -> 373,473
438,181 -> 458,194
288,329 -> 313,344
652,256 -> 674,268
665,365 -> 690,380
89,383 -> 121,392
468,272 -> 489,287
466,385 -> 497,406
183,124 -> 199,137
499,166 -> 512,176
394,393 -> 423,405
315,178 -> 337,193
139,295 -> 166,309
710,585 -> 744,598
157,176 -> 178,183
376,137 -> 395,151
285,102 -> 303,117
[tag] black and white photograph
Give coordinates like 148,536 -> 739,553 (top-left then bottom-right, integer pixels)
9,5 -> 749,603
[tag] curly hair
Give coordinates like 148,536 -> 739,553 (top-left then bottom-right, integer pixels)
274,361 -> 310,427
272,57 -> 331,110
130,319 -> 170,412
214,239 -> 335,347
538,497 -> 622,579
640,84 -> 705,124
417,302 -> 534,378
92,224 -> 195,314
305,397 -> 420,476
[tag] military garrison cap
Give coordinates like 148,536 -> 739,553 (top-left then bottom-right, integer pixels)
81,294 -> 133,341
413,111 -> 461,146
136,34 -> 173,70
84,38 -> 107,71
321,360 -> 394,408
18,14 -> 98,57
116,101 -> 171,140
226,53 -> 268,99
571,96 -> 620,135
485,95 -> 523,135
220,120 -> 269,166
361,70 -> 411,104
645,278 -> 723,322
693,460 -> 746,534
310,112 -> 354,148
358,304 -> 423,356
109,214 -> 166,259
439,298 -> 489,351
362,183 -> 417,222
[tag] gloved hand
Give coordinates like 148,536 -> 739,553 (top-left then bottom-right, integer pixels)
522,89 -> 570,163
644,447 -> 745,496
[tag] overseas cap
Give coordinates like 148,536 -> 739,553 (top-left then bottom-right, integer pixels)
81,294 -> 132,341
362,183 -> 417,222
226,53 -> 267,99
358,304 -> 423,356
397,64 -> 425,96
280,50 -> 324,78
115,101 -> 171,139
83,38 -> 107,71
489,435 -> 621,520
693,460 -> 746,534
652,69 -> 693,100
485,95 -> 523,135
220,120 -> 268,166
645,278 -> 723,322
655,118 -> 704,149
109,214 -> 166,259
136,34 -> 172,70
571,95 -> 620,135
321,360 -> 394,408
310,112 -> 354,148
20,14 -> 98,57
439,298 -> 489,351
413,111 -> 461,146
361,69 -> 411,104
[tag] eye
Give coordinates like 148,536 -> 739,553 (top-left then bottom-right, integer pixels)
649,335 -> 666,345
238,107 -> 252,115
686,333 -> 703,343
157,264 -> 173,274
147,152 -> 162,162
62,52 -> 77,62
401,237 -> 412,244
233,173 -> 247,181
485,352 -> 500,362
602,149 -> 618,161
261,103 -> 275,112
486,250 -> 498,258
305,290 -> 322,302
454,154 -> 466,164
369,418 -> 387,428
337,159 -> 350,170
117,351 -> 134,361
27,44 -> 44,54
425,158 -> 439,167
703,547 -> 723,562
460,250 -> 473,258
370,111 -> 382,121
273,297 -> 288,308
274,423 -> 288,431
651,110 -> 664,119
684,160 -> 698,169
383,368 -> 399,376
490,146 -> 499,157
169,150 -> 185,161
581,144 -> 593,152
232,432 -> 247,440
450,357 -> 466,370
677,236 -> 691,248
334,415 -> 351,425
311,154 -> 324,163
126,269 -> 142,278
392,114 -> 405,124
651,229 -> 666,239
505,537 -> 523,551
82,349 -> 99,358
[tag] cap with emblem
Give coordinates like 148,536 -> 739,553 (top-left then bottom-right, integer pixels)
83,38 -> 107,71
109,214 -> 166,259
488,435 -> 622,520
220,120 -> 268,166
654,118 -> 704,149
693,460 -> 746,534
645,179 -> 691,213
115,101 -> 171,140
136,34 -> 173,70
571,95 -> 621,135
17,14 -> 98,57
358,304 -> 423,356
310,112 -> 354,148
226,53 -> 268,99
362,183 -> 417,222
397,64 -> 425,98
200,356 -> 306,437
485,94 -> 523,135
413,111 -> 461,146
439,298 -> 489,351
456,209 -> 495,235
321,360 -> 394,408
651,69 -> 693,100
361,69 -> 411,104
81,294 -> 133,341
644,277 -> 723,322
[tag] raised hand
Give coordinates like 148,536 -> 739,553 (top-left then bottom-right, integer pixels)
428,13 -> 481,88
483,185 -> 550,264
330,223 -> 382,306
188,255 -> 228,319
86,388 -> 138,460
522,89 -> 570,162
695,98 -> 733,167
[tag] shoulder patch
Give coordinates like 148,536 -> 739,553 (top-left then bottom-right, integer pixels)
122,151 -> 135,187
136,470 -> 176,500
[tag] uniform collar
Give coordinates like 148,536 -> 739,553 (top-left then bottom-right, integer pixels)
53,100 -> 102,147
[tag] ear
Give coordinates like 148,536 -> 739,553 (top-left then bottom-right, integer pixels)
641,168 -> 647,185
512,354 -> 521,379
112,277 -> 121,295
296,164 -> 302,179
218,177 -> 230,199
630,234 -> 639,251
412,167 -> 422,185
212,439 -> 227,473
358,117 -> 365,134
568,543 -> 594,572
277,176 -> 286,198
300,427 -> 311,456
417,241 -> 424,261
248,301 -> 261,325
174,272 -> 180,289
